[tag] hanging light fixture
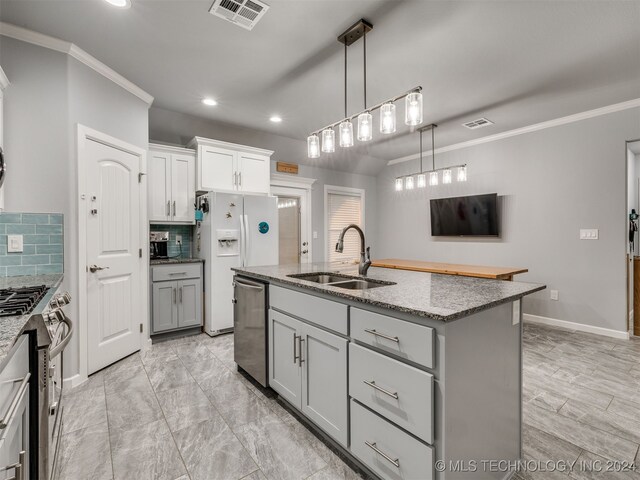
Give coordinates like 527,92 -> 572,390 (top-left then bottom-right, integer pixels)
380,103 -> 396,134
307,134 -> 320,158
307,19 -> 422,157
321,128 -> 335,153
405,91 -> 423,126
394,124 -> 468,192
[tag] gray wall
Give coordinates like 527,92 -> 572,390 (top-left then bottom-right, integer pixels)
1,37 -> 149,380
149,107 -> 379,263
377,108 -> 640,333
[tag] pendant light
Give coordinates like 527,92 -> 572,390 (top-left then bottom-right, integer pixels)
322,128 -> 335,153
405,91 -> 423,126
394,124 -> 468,191
307,19 -> 422,158
307,134 -> 320,158
380,103 -> 396,134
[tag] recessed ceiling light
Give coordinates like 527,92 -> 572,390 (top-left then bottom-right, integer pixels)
104,0 -> 131,8
202,98 -> 218,107
270,116 -> 282,123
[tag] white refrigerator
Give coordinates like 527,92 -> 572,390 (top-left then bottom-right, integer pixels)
196,192 -> 278,336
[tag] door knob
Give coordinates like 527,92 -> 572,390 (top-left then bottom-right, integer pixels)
89,265 -> 109,273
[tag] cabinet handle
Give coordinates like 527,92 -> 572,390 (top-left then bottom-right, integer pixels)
365,441 -> 400,468
0,373 -> 30,429
293,333 -> 299,364
299,337 -> 305,366
173,288 -> 176,304
364,328 -> 399,343
239,171 -> 242,187
179,287 -> 183,303
234,172 -> 238,186
363,380 -> 399,399
166,201 -> 170,217
173,201 -> 176,217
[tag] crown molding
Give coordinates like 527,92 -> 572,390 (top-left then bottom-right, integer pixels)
0,67 -> 9,90
187,136 -> 275,157
388,98 -> 640,166
270,172 -> 317,189
148,142 -> 196,155
0,22 -> 154,106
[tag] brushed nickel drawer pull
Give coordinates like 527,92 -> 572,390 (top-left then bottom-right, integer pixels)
363,380 -> 398,399
293,333 -> 299,364
364,328 -> 399,343
0,374 -> 30,429
365,441 -> 400,468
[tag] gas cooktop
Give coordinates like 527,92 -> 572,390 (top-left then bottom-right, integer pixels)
0,285 -> 49,317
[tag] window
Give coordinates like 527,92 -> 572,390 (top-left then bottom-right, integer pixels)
325,186 -> 365,263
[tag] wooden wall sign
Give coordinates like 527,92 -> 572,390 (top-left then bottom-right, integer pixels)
276,162 -> 299,174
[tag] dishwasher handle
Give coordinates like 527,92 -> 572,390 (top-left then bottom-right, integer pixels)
233,278 -> 265,291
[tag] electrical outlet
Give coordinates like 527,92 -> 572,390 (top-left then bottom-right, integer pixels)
176,235 -> 182,245
7,235 -> 23,253
550,290 -> 559,301
313,231 -> 318,239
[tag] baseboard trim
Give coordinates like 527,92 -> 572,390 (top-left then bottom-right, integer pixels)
63,373 -> 87,390
524,314 -> 630,340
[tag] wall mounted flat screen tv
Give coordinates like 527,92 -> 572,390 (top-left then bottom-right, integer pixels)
430,193 -> 499,237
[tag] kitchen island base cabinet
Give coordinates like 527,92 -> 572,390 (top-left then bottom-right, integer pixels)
269,309 -> 348,447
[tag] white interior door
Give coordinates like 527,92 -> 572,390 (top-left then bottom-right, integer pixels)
85,137 -> 142,374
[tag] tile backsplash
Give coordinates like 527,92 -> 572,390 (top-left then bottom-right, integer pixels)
150,224 -> 193,258
0,213 -> 64,277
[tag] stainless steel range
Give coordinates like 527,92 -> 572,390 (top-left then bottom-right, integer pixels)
5,286 -> 73,480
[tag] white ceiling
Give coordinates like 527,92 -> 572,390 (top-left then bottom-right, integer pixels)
1,0 -> 639,174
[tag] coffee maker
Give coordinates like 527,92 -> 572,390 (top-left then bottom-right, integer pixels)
150,231 -> 169,259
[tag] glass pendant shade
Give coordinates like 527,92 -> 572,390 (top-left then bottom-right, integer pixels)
405,176 -> 414,190
321,128 -> 335,153
357,112 -> 373,142
380,103 -> 397,134
417,173 -> 426,188
429,171 -> 439,186
405,92 -> 423,126
457,166 -> 467,182
443,169 -> 452,184
395,178 -> 404,191
307,134 -> 320,158
339,121 -> 354,147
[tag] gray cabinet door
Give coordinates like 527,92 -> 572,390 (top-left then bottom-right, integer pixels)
152,281 -> 178,333
300,321 -> 348,447
178,278 -> 202,328
269,309 -> 301,409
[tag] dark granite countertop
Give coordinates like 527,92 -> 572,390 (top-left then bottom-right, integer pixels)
0,274 -> 64,367
150,258 -> 204,266
232,263 -> 545,322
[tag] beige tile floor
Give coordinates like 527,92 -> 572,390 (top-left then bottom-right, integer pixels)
57,323 -> 640,480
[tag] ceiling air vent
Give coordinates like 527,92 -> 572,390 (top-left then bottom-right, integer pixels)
462,117 -> 494,130
209,0 -> 270,31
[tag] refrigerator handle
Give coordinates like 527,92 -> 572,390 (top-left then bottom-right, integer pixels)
239,213 -> 246,267
244,214 -> 250,266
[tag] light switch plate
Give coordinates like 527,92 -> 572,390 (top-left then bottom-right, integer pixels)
550,289 -> 559,301
313,231 -> 318,239
580,229 -> 599,240
7,235 -> 23,253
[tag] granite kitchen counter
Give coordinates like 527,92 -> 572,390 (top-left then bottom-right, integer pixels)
0,273 -> 64,367
233,263 -> 545,322
150,258 -> 204,266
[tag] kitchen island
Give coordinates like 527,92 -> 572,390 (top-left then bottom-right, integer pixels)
232,263 -> 545,480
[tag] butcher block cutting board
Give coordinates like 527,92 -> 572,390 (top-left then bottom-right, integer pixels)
371,258 -> 528,281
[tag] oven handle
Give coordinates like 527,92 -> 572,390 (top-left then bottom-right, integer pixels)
50,315 -> 73,359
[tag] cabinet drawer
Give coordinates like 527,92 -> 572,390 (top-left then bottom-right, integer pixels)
270,286 -> 348,335
350,400 -> 433,480
349,343 -> 433,444
0,335 -> 29,422
152,263 -> 202,282
351,308 -> 434,369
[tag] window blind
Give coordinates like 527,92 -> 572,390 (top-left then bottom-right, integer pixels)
327,192 -> 363,263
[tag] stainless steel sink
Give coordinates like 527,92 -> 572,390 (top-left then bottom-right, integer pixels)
287,272 -> 395,290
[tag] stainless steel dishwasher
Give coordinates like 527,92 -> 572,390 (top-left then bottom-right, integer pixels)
233,276 -> 268,387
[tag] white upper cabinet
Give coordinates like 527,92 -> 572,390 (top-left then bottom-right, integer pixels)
0,66 -> 9,212
148,144 -> 195,224
188,137 -> 273,195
